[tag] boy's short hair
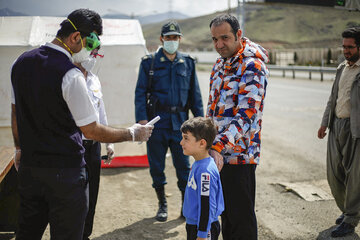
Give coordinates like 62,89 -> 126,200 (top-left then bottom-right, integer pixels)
180,117 -> 217,150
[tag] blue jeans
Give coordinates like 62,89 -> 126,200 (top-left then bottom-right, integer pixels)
146,128 -> 190,191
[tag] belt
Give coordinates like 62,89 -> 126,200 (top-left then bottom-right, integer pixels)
156,104 -> 188,113
82,140 -> 97,147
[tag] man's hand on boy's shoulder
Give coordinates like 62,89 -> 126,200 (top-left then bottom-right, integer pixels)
209,149 -> 223,171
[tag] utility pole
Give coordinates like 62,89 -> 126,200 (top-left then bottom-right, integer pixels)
228,0 -> 231,14
237,0 -> 245,35
169,0 -> 173,20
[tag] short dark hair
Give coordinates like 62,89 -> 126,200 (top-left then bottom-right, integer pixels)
209,14 -> 240,39
342,27 -> 360,46
180,117 -> 217,150
57,9 -> 102,39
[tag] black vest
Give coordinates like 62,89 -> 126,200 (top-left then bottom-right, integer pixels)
11,45 -> 85,168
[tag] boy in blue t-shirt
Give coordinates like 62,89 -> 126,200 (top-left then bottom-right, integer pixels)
180,117 -> 224,240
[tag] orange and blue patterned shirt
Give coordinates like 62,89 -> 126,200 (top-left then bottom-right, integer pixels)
207,38 -> 269,165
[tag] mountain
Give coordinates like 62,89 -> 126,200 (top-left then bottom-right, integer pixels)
102,12 -> 131,19
102,11 -> 188,25
142,2 -> 360,51
0,8 -> 27,16
138,11 -> 188,25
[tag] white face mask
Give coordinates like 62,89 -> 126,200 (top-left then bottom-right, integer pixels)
72,47 -> 91,63
163,40 -> 179,54
81,56 -> 97,72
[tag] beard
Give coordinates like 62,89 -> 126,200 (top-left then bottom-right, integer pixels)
345,50 -> 360,63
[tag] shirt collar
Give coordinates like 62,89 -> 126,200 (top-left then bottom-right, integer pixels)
87,71 -> 95,78
158,46 -> 181,62
345,57 -> 360,68
44,42 -> 73,62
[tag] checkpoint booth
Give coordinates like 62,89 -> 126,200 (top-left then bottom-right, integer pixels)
0,16 -> 148,232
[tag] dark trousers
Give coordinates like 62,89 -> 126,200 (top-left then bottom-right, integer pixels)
220,164 -> 257,240
16,166 -> 88,240
146,128 -> 190,191
82,141 -> 101,240
186,221 -> 221,240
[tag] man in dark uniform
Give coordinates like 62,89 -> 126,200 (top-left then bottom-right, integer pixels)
11,9 -> 152,239
135,21 -> 204,222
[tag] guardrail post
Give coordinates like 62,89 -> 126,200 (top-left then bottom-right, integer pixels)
282,69 -> 285,77
292,69 -> 295,79
320,71 -> 323,82
309,71 -> 312,80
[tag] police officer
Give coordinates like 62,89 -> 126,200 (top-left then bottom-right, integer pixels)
135,21 -> 204,222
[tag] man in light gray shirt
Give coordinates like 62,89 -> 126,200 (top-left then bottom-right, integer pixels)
318,27 -> 360,238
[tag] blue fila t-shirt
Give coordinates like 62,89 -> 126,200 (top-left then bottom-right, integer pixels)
183,156 -> 224,238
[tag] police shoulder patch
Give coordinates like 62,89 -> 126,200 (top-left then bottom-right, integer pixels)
141,54 -> 152,61
187,54 -> 196,61
200,172 -> 210,196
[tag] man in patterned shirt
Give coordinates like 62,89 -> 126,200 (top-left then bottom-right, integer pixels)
207,14 -> 269,240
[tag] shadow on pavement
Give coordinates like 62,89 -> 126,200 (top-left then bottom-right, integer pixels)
317,226 -> 360,240
93,216 -> 185,240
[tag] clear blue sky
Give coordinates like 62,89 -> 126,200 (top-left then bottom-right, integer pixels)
0,0 -> 240,17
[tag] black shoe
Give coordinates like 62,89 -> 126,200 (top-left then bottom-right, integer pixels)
156,202 -> 168,222
155,186 -> 168,222
335,214 -> 344,225
331,222 -> 355,238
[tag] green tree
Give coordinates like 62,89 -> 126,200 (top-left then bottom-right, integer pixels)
327,48 -> 332,65
294,52 -> 298,64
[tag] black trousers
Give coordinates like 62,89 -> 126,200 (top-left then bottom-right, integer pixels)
220,164 -> 257,240
16,166 -> 88,240
186,221 -> 220,240
82,141 -> 101,240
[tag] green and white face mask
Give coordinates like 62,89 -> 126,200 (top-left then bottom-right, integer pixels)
163,40 -> 179,54
72,48 -> 91,63
73,32 -> 101,63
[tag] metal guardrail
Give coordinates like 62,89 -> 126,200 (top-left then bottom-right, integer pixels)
268,65 -> 337,81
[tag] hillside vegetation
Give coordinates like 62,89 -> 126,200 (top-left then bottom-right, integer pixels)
142,2 -> 360,51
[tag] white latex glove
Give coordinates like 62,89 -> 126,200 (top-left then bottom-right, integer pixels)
14,149 -> 21,172
128,123 -> 153,142
104,143 -> 115,164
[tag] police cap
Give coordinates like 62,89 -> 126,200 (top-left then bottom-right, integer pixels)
161,21 -> 183,36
